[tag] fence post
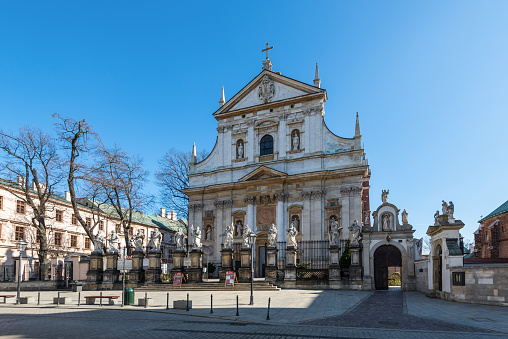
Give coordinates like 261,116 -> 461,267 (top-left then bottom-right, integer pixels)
186,293 -> 189,311
100,291 -> 103,307
78,291 -> 81,306
57,292 -> 60,306
266,297 -> 271,320
236,295 -> 239,316
166,292 -> 169,310
37,291 -> 40,305
144,292 -> 147,309
210,294 -> 213,313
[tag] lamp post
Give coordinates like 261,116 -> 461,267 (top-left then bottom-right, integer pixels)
249,232 -> 257,305
15,240 -> 27,305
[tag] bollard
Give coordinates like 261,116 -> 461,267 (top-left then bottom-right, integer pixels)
210,294 -> 213,314
100,292 -> 103,307
236,295 -> 239,316
186,293 -> 189,311
78,292 -> 81,306
144,292 -> 147,309
266,297 -> 271,320
57,292 -> 60,306
166,292 -> 169,310
37,291 -> 40,306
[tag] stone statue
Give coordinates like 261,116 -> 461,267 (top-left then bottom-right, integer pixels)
286,222 -> 298,248
133,229 -> 145,252
206,226 -> 212,240
401,209 -> 408,224
434,210 -> 440,225
258,75 -> 275,103
407,238 -> 414,259
242,224 -> 254,248
268,223 -> 278,246
291,216 -> 299,232
93,232 -> 105,254
107,230 -> 119,253
381,190 -> 389,203
221,222 -> 234,249
191,225 -> 202,249
175,228 -> 186,250
292,131 -> 300,150
236,220 -> 243,237
364,211 -> 370,225
382,214 -> 390,231
447,201 -> 454,219
329,219 -> 342,246
348,220 -> 362,245
442,200 -> 448,215
237,142 -> 244,159
149,228 -> 162,252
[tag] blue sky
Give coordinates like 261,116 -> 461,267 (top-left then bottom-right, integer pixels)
1,1 -> 507,242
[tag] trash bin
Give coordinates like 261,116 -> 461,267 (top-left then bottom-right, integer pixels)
124,288 -> 134,305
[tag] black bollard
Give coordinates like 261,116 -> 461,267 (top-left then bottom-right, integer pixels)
186,293 -> 189,311
166,292 -> 169,310
78,292 -> 81,306
210,294 -> 213,314
100,292 -> 103,307
144,292 -> 147,309
37,291 -> 40,306
266,297 -> 271,320
236,295 -> 239,316
57,292 -> 60,306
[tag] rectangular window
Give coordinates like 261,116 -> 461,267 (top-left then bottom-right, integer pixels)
72,214 -> 77,225
0,196 -> 3,209
86,218 -> 91,228
16,200 -> 26,214
99,220 -> 104,231
54,232 -> 62,246
70,235 -> 77,248
15,226 -> 24,241
84,237 -> 90,249
56,210 -> 63,222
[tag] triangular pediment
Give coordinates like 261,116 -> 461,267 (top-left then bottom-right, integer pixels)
214,70 -> 326,117
239,166 -> 287,182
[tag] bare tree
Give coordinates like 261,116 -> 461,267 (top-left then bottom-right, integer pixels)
0,126 -> 64,280
156,148 -> 207,220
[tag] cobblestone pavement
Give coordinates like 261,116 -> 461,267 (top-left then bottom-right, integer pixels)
0,288 -> 506,338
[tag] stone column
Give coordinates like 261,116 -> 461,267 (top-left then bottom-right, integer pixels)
238,247 -> 251,283
247,120 -> 255,161
128,250 -> 145,284
302,192 -> 312,240
219,248 -> 234,282
284,245 -> 297,284
329,245 -> 341,281
361,240 -> 372,290
170,249 -> 186,282
87,251 -> 104,283
278,114 -> 287,158
187,248 -> 203,283
265,246 -> 278,282
103,251 -> 120,284
245,197 -> 255,229
349,243 -> 362,281
275,195 -> 285,242
145,250 -> 162,284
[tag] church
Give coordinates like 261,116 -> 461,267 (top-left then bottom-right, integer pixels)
184,47 -> 370,277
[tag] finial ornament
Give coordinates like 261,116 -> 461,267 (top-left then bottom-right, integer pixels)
219,86 -> 225,107
261,43 -> 274,71
262,43 -> 273,60
314,62 -> 321,88
355,112 -> 361,137
381,189 -> 389,203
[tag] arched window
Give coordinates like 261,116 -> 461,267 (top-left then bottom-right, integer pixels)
260,135 -> 273,156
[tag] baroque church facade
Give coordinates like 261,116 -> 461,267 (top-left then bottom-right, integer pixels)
184,55 -> 370,276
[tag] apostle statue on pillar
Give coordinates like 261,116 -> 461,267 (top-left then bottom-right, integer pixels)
329,219 -> 342,246
108,230 -> 119,254
348,220 -> 362,245
93,232 -> 106,254
175,228 -> 186,250
221,222 -> 234,249
132,229 -> 145,252
268,223 -> 278,246
242,224 -> 255,248
190,225 -> 202,249
149,228 -> 162,252
286,222 -> 298,248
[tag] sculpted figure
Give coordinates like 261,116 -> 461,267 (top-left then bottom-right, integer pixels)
221,223 -> 234,249
382,214 -> 390,231
191,225 -> 202,249
149,228 -> 162,252
235,220 -> 243,237
175,228 -> 186,250
291,216 -> 299,232
93,232 -> 105,253
434,210 -> 440,225
268,223 -> 278,246
206,226 -> 212,240
237,142 -> 244,159
329,219 -> 342,246
242,224 -> 254,248
348,220 -> 362,244
292,131 -> 300,150
447,201 -> 454,219
364,211 -> 370,225
108,230 -> 119,253
133,229 -> 145,252
442,200 -> 448,215
286,222 -> 298,248
381,190 -> 389,203
401,209 -> 408,224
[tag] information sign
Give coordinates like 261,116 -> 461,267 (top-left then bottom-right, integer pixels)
173,272 -> 182,287
225,271 -> 235,286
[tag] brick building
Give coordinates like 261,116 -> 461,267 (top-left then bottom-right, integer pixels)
474,199 -> 508,258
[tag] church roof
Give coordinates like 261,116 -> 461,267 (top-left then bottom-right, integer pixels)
479,199 -> 508,222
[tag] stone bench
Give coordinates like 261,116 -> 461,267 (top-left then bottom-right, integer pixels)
85,296 -> 120,305
20,296 -> 35,304
137,298 -> 152,307
0,295 -> 16,303
53,297 -> 73,304
173,299 -> 192,310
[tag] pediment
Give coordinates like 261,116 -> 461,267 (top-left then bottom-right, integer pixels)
238,166 -> 287,182
214,70 -> 326,117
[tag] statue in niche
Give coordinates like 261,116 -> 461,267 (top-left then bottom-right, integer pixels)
447,201 -> 454,219
291,216 -> 300,232
348,220 -> 362,245
235,220 -> 243,237
329,219 -> 342,246
206,226 -> 212,240
292,130 -> 300,150
286,222 -> 298,248
268,223 -> 278,246
149,228 -> 162,252
221,222 -> 234,249
381,190 -> 389,203
237,141 -> 244,159
382,214 -> 390,231
442,200 -> 448,215
108,230 -> 119,253
242,224 -> 255,248
93,232 -> 105,254
175,228 -> 186,250
190,225 -> 202,249
401,209 -> 409,225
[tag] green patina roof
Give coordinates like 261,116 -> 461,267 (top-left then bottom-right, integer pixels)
479,199 -> 508,223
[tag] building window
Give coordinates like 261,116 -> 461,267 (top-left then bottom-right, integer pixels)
56,210 -> 63,222
70,235 -> 77,248
116,224 -> 121,234
86,218 -> 91,228
99,220 -> 104,231
54,232 -> 62,246
72,214 -> 77,225
260,135 -> 274,156
0,196 -> 3,209
15,226 -> 24,241
84,237 -> 90,249
16,200 -> 26,214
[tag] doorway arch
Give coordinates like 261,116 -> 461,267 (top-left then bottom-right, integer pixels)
374,245 -> 402,290
432,244 -> 443,291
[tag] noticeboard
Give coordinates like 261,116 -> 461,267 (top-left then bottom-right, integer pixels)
117,259 -> 132,272
225,271 -> 235,286
173,272 -> 182,287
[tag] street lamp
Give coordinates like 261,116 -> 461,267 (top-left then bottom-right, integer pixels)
249,232 -> 257,305
15,239 -> 27,305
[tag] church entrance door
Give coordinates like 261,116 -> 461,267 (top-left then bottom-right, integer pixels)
374,245 -> 402,290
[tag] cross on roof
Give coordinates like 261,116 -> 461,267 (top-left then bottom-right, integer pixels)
262,43 -> 273,60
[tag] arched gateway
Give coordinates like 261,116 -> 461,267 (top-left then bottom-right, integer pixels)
374,245 -> 402,290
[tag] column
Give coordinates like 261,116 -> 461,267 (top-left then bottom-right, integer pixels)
245,197 -> 255,229
278,114 -> 287,158
275,194 -> 285,242
302,192 -> 312,241
303,110 -> 311,153
247,120 -> 256,162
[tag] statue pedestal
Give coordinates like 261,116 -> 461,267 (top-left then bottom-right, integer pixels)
170,250 -> 186,282
187,249 -> 203,283
265,246 -> 278,282
329,245 -> 341,281
145,251 -> 162,284
350,245 -> 362,281
284,246 -> 297,281
128,250 -> 145,284
87,252 -> 104,283
219,248 -> 233,282
103,252 -> 119,283
238,247 -> 252,283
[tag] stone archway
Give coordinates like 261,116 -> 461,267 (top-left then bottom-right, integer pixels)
374,245 -> 402,290
432,244 -> 443,291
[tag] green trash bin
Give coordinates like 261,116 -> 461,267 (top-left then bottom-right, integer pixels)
124,288 -> 134,305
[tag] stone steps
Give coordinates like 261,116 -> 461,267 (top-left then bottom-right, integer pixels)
137,282 -> 281,291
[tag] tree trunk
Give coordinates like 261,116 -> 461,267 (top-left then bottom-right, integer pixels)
38,232 -> 50,281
